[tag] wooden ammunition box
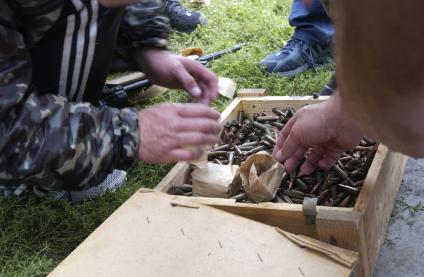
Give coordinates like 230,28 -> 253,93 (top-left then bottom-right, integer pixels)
155,96 -> 408,277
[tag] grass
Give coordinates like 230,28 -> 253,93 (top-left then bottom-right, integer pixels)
0,0 -> 332,276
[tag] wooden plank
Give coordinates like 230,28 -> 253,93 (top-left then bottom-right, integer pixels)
49,192 -> 357,277
240,96 -> 329,118
219,97 -> 242,123
155,162 -> 191,193
237,88 -> 268,97
106,72 -> 146,86
354,146 -> 408,274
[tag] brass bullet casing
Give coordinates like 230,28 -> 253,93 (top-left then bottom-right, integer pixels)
284,189 -> 305,199
236,132 -> 245,140
261,140 -> 273,148
252,121 -> 271,132
295,178 -> 309,191
227,151 -> 235,165
238,111 -> 244,126
263,134 -> 276,145
207,151 -> 228,159
338,184 -> 359,195
271,122 -> 284,129
213,144 -> 231,151
340,195 -> 353,207
230,126 -> 238,133
239,141 -> 259,147
288,108 -> 296,117
271,107 -> 286,117
234,145 -> 242,156
353,179 -> 365,187
232,192 -> 247,201
243,118 -> 253,129
291,198 -> 304,204
256,115 -> 281,122
238,145 -> 256,151
243,145 -> 267,156
212,159 -> 223,165
318,189 -> 330,205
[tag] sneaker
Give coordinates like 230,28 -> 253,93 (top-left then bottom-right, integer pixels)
319,72 -> 337,96
33,170 -> 127,203
164,0 -> 207,33
0,183 -> 29,200
259,38 -> 333,77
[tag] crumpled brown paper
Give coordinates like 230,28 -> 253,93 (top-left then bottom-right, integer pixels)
191,162 -> 241,198
240,152 -> 284,203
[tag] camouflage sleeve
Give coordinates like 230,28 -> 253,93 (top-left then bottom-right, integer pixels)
116,0 -> 170,59
0,2 -> 139,191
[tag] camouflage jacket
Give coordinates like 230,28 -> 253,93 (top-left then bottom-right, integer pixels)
0,0 -> 169,191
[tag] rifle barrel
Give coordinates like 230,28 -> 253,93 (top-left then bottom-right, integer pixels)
124,79 -> 152,93
198,43 -> 246,64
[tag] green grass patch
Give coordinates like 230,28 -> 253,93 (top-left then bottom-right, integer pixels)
0,0 -> 331,276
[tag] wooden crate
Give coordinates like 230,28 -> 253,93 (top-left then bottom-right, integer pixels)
155,96 -> 408,277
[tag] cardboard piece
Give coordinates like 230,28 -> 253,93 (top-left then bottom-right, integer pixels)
240,152 -> 284,203
49,190 -> 357,277
217,77 -> 237,99
191,162 -> 241,198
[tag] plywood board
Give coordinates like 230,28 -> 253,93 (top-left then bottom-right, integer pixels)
49,191 -> 356,277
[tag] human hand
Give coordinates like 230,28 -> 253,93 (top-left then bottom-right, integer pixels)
272,96 -> 363,175
137,103 -> 221,164
135,48 -> 218,105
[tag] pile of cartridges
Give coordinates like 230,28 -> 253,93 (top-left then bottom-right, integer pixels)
208,107 -> 293,165
171,107 -> 378,208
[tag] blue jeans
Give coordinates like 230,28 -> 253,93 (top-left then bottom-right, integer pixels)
289,0 -> 334,46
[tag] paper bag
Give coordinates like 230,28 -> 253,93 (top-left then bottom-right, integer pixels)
240,152 -> 284,203
217,77 -> 237,99
191,162 -> 241,198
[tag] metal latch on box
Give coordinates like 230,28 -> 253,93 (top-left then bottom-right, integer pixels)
303,197 -> 318,224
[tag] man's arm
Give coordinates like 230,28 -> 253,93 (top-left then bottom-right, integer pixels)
115,0 -> 170,60
333,0 -> 424,157
0,2 -> 139,190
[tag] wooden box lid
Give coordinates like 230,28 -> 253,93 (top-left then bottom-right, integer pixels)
49,190 -> 358,277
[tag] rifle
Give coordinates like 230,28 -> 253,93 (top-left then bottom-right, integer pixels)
101,43 -> 246,107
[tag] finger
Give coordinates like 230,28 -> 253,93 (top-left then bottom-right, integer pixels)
169,148 -> 203,161
172,132 -> 220,148
273,116 -> 296,156
181,58 -> 218,101
318,152 -> 342,170
176,103 -> 220,119
197,81 -> 212,105
274,132 -> 301,162
171,62 -> 202,97
283,147 -> 307,173
176,118 -> 221,134
300,147 -> 325,175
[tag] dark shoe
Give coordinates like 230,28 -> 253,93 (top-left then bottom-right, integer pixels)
0,183 -> 28,199
259,38 -> 333,77
164,0 -> 207,33
319,73 -> 337,96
